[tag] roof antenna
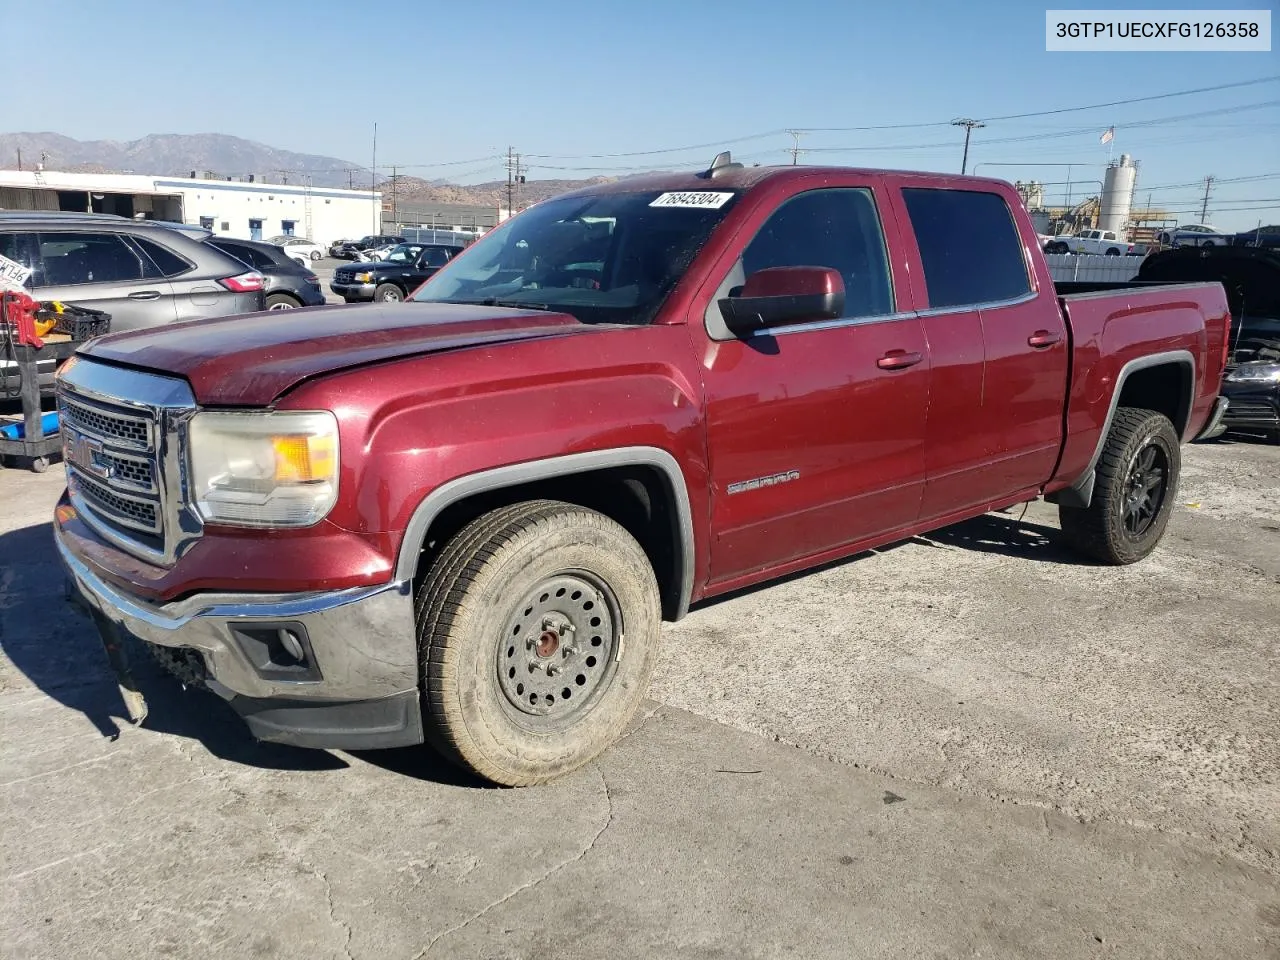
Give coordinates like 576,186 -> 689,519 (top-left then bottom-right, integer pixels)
703,151 -> 744,179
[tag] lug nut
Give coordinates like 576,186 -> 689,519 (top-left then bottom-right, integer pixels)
547,663 -> 562,677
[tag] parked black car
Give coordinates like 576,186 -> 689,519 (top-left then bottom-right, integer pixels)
330,242 -> 463,302
1139,246 -> 1280,442
333,234 -> 405,260
1231,225 -> 1280,249
206,237 -> 326,310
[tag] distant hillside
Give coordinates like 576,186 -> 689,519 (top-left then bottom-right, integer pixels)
0,132 -> 369,189
0,132 -> 640,207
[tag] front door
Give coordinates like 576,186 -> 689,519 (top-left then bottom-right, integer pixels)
248,219 -> 263,241
34,230 -> 177,332
695,181 -> 930,587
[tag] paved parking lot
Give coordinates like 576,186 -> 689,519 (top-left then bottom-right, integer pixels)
2,439 -> 1277,959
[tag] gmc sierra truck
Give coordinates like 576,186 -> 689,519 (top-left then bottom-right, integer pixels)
55,154 -> 1231,787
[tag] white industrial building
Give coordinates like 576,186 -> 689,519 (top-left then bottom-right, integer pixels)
0,169 -> 382,246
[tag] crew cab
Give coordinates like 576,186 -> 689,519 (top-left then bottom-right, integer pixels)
329,242 -> 464,302
1045,229 -> 1135,256
54,155 -> 1231,787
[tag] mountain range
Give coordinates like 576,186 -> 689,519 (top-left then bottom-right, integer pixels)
0,132 -> 631,208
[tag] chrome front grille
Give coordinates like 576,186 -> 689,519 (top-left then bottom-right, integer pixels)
56,358 -> 200,566
59,394 -> 151,450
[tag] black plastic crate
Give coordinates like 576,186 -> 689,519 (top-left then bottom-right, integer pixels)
48,304 -> 111,341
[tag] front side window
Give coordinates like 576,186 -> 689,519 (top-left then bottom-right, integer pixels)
384,244 -> 425,263
739,188 -> 894,320
0,232 -> 37,289
902,188 -> 1031,309
36,232 -> 147,286
412,190 -> 740,326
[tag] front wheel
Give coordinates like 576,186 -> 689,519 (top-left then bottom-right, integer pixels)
310,250 -> 322,260
375,283 -> 404,302
417,501 -> 662,786
1059,407 -> 1180,565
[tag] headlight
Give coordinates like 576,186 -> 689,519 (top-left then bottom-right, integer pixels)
354,271 -> 374,282
1225,362 -> 1280,384
188,411 -> 339,527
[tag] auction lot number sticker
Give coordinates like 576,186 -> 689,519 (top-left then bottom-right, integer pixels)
650,192 -> 735,209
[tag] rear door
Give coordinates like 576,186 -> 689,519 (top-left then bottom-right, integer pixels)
892,183 -> 1068,519
33,231 -> 178,331
696,179 -> 930,585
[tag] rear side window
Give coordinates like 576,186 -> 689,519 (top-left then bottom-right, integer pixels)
902,189 -> 1030,309
420,247 -> 451,267
132,236 -> 193,278
211,241 -> 270,270
36,232 -> 147,286
740,188 -> 894,319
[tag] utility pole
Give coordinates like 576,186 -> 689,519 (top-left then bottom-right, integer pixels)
785,129 -> 807,166
506,146 -> 515,219
371,122 -> 378,231
276,169 -> 290,185
15,147 -> 20,171
389,165 -> 399,227
515,153 -> 526,210
951,119 -> 985,175
1200,175 -> 1215,222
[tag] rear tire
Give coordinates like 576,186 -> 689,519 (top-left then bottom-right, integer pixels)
1105,247 -> 1121,256
266,293 -> 301,310
416,500 -> 662,787
375,283 -> 404,302
310,250 -> 322,260
1059,407 -> 1180,565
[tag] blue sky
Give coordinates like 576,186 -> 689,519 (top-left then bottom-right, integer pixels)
3,0 -> 1277,229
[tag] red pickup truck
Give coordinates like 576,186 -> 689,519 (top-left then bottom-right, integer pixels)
55,155 -> 1231,786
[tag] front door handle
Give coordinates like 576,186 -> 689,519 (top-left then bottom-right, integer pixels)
877,350 -> 924,370
127,290 -> 162,301
1027,330 -> 1062,348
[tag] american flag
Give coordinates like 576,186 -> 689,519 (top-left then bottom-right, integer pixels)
1100,127 -> 1115,144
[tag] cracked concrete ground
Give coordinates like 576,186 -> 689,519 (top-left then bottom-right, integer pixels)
2,438 -> 1278,959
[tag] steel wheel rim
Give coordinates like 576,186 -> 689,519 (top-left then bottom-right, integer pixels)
1122,442 -> 1169,538
496,571 -> 621,728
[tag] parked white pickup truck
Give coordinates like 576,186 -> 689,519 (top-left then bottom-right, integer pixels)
1044,229 -> 1134,256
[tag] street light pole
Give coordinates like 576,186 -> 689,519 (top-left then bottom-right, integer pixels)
951,118 -> 985,175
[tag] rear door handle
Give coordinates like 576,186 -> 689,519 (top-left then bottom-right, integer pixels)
127,290 -> 162,300
877,350 -> 924,370
1027,330 -> 1062,348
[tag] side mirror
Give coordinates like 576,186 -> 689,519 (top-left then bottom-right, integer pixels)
717,266 -> 845,337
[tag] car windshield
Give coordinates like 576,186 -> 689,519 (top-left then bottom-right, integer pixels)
385,243 -> 425,263
411,189 -> 740,325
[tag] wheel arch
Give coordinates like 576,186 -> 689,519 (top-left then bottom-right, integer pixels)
395,447 -> 696,621
1048,350 -> 1194,509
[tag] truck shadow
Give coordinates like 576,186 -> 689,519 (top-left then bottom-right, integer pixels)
0,520 -> 479,786
690,513 -> 1084,611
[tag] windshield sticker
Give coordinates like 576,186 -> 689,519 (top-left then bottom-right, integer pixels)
649,192 -> 735,210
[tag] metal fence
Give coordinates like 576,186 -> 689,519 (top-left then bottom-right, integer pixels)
1044,253 -> 1142,283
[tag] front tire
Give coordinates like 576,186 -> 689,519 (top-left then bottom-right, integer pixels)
416,501 -> 662,786
310,250 -> 322,260
375,283 -> 404,302
1059,408 -> 1180,565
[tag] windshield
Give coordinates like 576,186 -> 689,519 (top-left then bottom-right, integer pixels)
410,189 -> 740,325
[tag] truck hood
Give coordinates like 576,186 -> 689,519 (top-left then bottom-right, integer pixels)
79,302 -> 599,406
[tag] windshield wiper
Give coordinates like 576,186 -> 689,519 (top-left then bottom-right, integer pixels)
439,298 -> 553,311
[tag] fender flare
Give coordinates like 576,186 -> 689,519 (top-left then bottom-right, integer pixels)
1048,349 -> 1195,509
394,446 -> 697,619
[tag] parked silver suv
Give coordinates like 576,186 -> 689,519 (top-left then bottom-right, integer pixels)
0,212 -> 266,332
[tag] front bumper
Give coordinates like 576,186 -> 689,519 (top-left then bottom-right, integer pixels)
329,280 -> 375,301
56,526 -> 424,750
1219,383 -> 1280,432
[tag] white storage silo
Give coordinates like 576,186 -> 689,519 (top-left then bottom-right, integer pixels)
1099,155 -> 1137,235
